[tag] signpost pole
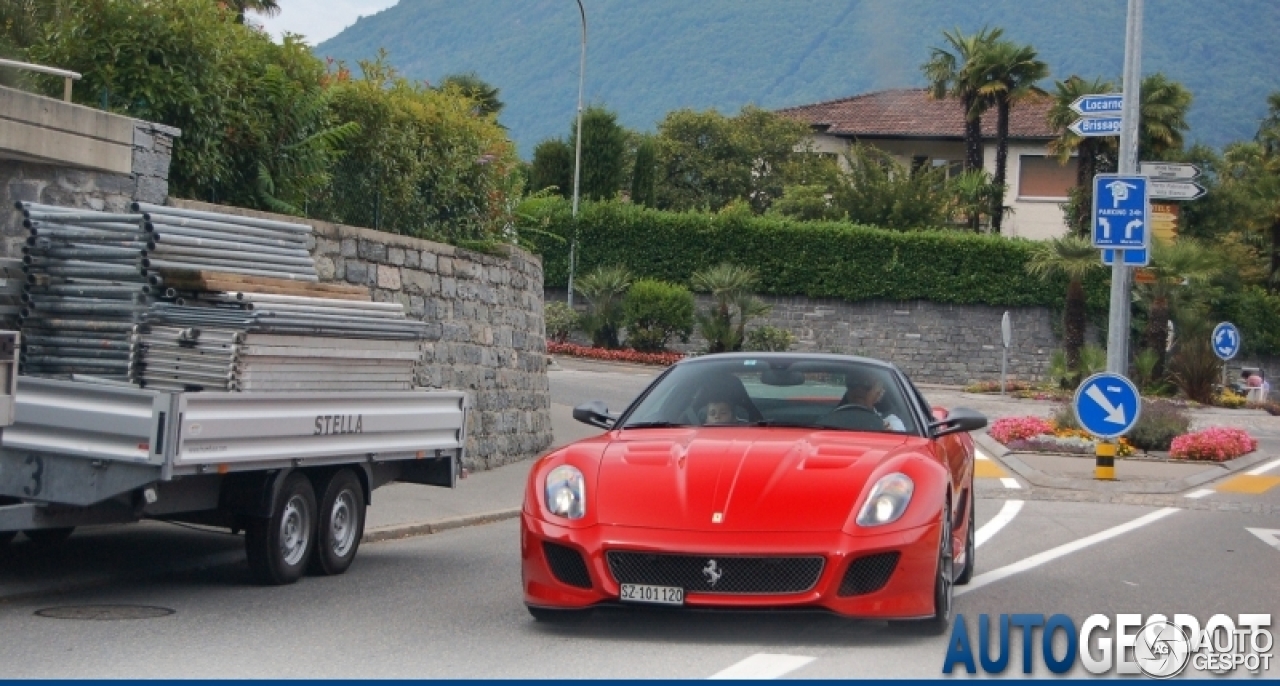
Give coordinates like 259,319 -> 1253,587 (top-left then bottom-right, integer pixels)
1106,0 -> 1144,376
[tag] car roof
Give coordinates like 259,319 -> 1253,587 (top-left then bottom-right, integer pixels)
675,352 -> 900,372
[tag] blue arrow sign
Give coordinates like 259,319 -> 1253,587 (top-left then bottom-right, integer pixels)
1073,373 -> 1142,439
1101,248 -> 1149,267
1070,94 -> 1124,116
1093,174 -> 1149,249
1212,322 -> 1241,360
1069,116 -> 1122,137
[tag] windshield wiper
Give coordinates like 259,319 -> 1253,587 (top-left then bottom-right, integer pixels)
751,420 -> 815,428
621,421 -> 690,429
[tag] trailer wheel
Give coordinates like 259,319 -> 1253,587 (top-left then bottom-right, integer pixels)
1,531 -> 15,546
308,469 -> 365,576
24,527 -> 75,546
245,473 -> 316,585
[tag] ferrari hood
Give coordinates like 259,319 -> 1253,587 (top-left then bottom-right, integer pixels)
594,428 -> 916,533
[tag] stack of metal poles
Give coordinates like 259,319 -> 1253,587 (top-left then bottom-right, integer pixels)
16,202 -> 152,379
132,202 -> 319,282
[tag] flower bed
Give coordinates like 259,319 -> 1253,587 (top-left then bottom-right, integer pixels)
1169,427 -> 1258,462
547,341 -> 684,366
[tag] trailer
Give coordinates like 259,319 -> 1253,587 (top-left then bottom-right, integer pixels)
0,358 -> 469,584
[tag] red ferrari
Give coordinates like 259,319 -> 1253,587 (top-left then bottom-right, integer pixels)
521,353 -> 986,633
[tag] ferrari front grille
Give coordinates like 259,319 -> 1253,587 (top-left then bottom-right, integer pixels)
606,551 -> 824,595
837,552 -> 900,596
543,541 -> 593,589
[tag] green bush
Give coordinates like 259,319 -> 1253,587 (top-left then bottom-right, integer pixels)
746,326 -> 796,351
622,279 -> 695,352
518,198 -> 1083,310
1051,404 -> 1081,430
1127,400 -> 1192,452
544,301 -> 578,343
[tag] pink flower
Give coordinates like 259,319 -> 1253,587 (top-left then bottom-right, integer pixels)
989,416 -> 1054,444
1170,427 -> 1256,462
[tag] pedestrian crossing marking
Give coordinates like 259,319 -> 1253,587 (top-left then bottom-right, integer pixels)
974,460 -> 1009,479
1215,474 -> 1280,495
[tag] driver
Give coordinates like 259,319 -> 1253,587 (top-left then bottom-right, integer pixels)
843,375 -> 906,431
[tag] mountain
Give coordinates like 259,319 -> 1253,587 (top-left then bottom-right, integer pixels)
318,0 -> 1280,159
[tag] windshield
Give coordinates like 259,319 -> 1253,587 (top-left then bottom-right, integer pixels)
620,357 -> 918,434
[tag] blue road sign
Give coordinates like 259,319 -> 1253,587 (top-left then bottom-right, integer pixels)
1101,247 -> 1149,267
1073,373 -> 1142,439
1068,117 -> 1122,137
1212,321 -> 1241,360
1070,94 -> 1124,116
1093,174 -> 1149,249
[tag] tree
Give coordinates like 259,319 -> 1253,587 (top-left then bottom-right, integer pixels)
631,136 -> 657,207
438,71 -> 504,118
834,145 -> 951,229
922,26 -> 1004,173
972,39 -> 1049,234
529,138 -> 573,197
1139,73 -> 1193,160
691,263 -> 770,353
1025,235 -> 1103,384
223,0 -> 280,24
573,265 -> 633,349
1047,75 -> 1118,237
1138,238 -> 1221,381
569,105 -> 627,201
947,170 -> 1003,232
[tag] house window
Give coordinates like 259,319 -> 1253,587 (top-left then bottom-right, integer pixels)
1018,155 -> 1075,199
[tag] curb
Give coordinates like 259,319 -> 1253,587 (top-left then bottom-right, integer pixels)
975,432 -> 1275,495
362,509 -> 521,543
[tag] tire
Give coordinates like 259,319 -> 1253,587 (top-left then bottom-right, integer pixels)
956,485 -> 976,586
1,531 -> 16,546
527,605 -> 592,624
23,527 -> 75,547
245,472 -> 316,586
891,499 -> 954,636
308,470 -> 365,577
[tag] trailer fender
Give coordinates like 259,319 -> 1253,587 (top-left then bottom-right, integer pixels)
219,469 -> 288,519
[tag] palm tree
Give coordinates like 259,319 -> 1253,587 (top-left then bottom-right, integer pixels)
438,72 -> 504,118
921,26 -> 1004,173
948,169 -> 1002,231
1025,235 -> 1103,384
1047,75 -> 1118,237
1139,238 -> 1221,380
972,40 -> 1049,234
573,265 -> 633,348
691,263 -> 769,353
223,0 -> 281,24
1138,73 -> 1193,160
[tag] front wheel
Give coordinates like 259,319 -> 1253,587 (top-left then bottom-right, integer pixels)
308,470 -> 365,577
891,500 -> 953,636
956,486 -> 975,586
245,472 -> 316,585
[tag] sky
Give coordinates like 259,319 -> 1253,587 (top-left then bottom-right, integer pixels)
254,0 -> 399,44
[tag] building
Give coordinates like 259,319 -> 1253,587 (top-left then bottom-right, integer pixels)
778,88 -> 1072,240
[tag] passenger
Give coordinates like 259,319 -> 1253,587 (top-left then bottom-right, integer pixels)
844,376 -> 906,431
703,400 -> 735,425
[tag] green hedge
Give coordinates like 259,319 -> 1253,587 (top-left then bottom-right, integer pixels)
522,198 -> 1084,309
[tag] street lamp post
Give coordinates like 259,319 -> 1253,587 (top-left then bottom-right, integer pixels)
566,0 -> 586,308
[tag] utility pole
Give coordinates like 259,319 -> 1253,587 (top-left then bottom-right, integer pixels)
566,0 -> 586,308
1106,0 -> 1144,375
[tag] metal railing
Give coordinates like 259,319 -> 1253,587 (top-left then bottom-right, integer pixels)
0,58 -> 81,102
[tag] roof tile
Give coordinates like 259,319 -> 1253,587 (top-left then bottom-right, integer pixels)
778,88 -> 1056,140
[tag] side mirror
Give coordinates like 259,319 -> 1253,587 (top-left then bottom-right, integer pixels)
572,400 -> 616,429
929,407 -> 988,437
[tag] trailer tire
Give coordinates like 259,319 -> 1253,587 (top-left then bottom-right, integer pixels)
245,473 -> 316,585
1,531 -> 15,546
308,469 -> 365,577
24,527 -> 75,546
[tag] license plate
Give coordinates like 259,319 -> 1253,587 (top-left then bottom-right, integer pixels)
619,583 -> 684,606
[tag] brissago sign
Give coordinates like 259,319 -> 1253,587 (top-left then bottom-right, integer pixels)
943,613 -> 1273,677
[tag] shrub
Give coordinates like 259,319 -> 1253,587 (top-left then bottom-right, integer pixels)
1170,427 -> 1257,462
988,416 -> 1054,444
573,265 -> 632,348
622,279 -> 695,352
547,342 -> 683,366
745,326 -> 795,352
1051,404 -> 1081,431
1214,389 -> 1248,409
544,301 -> 578,343
1126,400 -> 1192,452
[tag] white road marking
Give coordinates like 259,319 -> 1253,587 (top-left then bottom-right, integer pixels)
709,653 -> 816,680
1245,528 -> 1280,553
1184,488 -> 1215,499
975,499 -> 1023,548
956,507 -> 1180,597
976,449 -> 990,461
1000,477 -> 1022,490
1247,457 -> 1280,476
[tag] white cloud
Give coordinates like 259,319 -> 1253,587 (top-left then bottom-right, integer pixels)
253,0 -> 400,45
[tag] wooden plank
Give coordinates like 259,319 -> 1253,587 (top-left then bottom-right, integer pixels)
157,269 -> 371,300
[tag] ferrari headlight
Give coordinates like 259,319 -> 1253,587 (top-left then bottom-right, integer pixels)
856,473 -> 914,526
544,465 -> 585,519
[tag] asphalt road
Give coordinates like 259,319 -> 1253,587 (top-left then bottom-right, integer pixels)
0,357 -> 1276,678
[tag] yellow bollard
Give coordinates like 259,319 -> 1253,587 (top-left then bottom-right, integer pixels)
1095,440 -> 1116,480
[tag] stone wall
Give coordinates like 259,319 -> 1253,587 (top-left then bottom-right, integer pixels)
549,289 -> 1060,386
177,201 -> 553,471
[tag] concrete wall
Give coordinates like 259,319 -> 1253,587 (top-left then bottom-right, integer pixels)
550,288 -> 1062,386
176,201 -> 554,471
